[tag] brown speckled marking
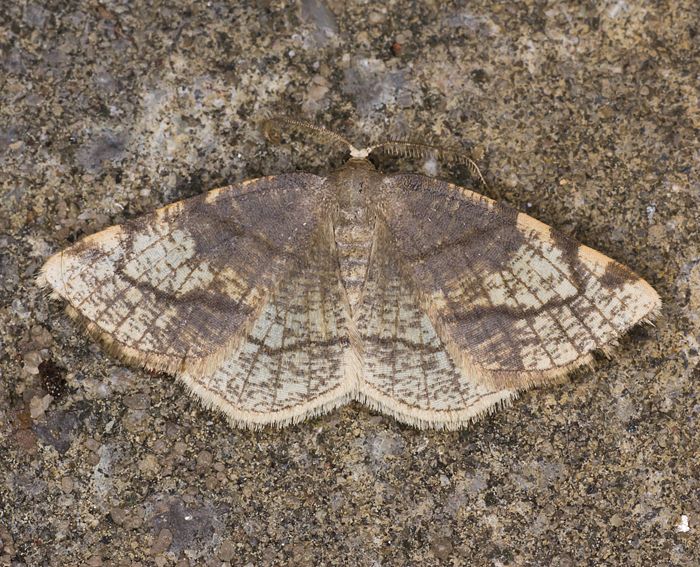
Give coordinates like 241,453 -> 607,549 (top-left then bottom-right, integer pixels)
40,157 -> 660,429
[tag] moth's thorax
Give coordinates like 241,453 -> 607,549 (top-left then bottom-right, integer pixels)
328,158 -> 381,207
329,158 -> 382,315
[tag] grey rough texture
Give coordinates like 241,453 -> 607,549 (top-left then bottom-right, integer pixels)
0,1 -> 698,565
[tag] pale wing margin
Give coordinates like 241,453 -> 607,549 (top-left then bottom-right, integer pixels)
379,173 -> 661,390
39,173 -> 328,378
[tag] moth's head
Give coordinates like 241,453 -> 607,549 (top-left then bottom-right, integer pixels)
348,146 -> 371,159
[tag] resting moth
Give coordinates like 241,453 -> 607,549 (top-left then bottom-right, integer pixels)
39,118 -> 660,429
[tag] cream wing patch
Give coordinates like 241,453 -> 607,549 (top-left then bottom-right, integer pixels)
122,224 -> 216,295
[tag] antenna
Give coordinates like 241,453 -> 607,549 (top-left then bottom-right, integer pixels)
367,140 -> 488,188
260,116 -> 488,188
261,116 -> 369,158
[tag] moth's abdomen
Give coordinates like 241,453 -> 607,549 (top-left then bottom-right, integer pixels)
334,210 -> 374,314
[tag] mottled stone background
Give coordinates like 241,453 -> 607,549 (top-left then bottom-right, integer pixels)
1,1 -> 698,565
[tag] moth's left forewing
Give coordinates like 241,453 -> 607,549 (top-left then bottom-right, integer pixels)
377,173 -> 661,392
39,173 -> 329,378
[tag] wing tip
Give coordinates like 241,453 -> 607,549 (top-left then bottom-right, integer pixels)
37,251 -> 61,290
481,293 -> 662,392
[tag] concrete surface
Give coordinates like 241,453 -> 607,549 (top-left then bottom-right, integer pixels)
1,1 -> 698,565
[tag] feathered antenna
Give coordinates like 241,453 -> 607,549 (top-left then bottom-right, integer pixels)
260,116 -> 369,158
368,140 -> 488,188
259,116 -> 489,189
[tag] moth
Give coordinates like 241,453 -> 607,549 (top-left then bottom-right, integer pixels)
40,118 -> 660,429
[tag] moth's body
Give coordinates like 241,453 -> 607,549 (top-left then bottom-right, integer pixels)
329,158 -> 382,314
40,138 -> 660,430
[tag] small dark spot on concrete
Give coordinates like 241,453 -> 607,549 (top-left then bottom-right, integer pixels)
471,68 -> 488,84
38,359 -> 67,399
484,491 -> 499,506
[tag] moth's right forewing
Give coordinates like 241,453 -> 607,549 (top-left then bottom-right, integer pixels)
376,174 -> 660,391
